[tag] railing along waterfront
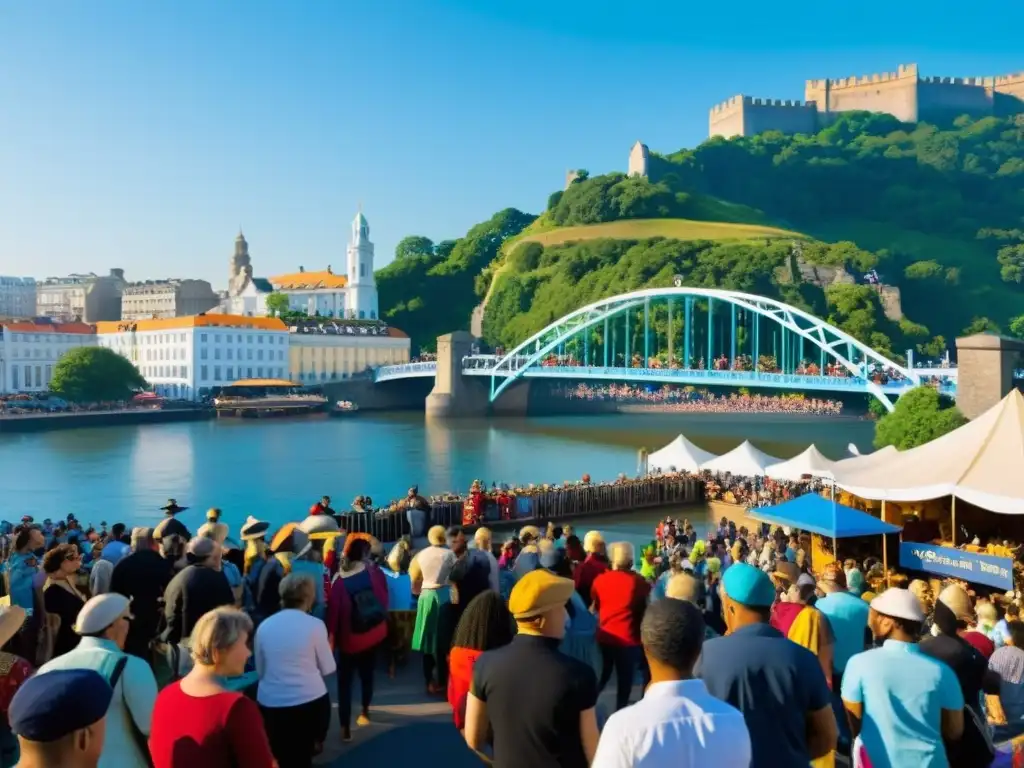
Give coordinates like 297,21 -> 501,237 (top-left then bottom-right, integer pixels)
340,475 -> 702,542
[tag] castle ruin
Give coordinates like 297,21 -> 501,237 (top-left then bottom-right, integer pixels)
709,63 -> 1024,138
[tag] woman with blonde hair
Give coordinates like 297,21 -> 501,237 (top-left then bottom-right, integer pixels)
410,525 -> 457,695
149,607 -> 275,767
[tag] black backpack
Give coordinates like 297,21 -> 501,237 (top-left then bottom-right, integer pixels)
346,575 -> 385,634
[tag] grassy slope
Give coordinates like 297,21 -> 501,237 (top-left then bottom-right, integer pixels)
808,219 -> 1017,334
511,218 -> 806,250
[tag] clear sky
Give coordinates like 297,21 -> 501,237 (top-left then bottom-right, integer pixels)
2,1 -> 1022,288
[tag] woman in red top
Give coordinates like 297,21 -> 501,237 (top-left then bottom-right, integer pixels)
447,591 -> 514,732
327,534 -> 389,742
149,607 -> 275,768
590,541 -> 651,712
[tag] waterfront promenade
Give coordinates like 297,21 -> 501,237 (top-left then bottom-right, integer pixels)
0,406 -> 210,433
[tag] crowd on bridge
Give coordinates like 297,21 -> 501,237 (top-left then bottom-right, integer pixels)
559,383 -> 845,415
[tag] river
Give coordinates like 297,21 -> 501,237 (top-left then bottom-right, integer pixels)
0,412 -> 874,542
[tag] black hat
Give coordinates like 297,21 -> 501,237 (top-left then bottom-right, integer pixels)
10,669 -> 112,742
153,517 -> 190,541
160,499 -> 188,514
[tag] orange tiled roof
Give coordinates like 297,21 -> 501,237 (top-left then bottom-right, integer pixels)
95,314 -> 288,334
270,269 -> 348,290
386,327 -> 409,338
4,322 -> 95,334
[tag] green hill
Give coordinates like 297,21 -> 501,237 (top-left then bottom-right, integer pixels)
376,112 -> 1024,355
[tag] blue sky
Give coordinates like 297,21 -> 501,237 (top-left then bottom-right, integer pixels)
2,1 -> 1022,288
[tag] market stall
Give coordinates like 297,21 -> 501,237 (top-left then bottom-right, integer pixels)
700,440 -> 780,476
764,445 -> 836,481
647,434 -> 717,473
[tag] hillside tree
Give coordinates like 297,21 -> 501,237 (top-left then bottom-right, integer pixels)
874,386 -> 966,450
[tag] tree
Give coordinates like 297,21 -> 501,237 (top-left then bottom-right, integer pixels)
998,244 -> 1024,284
50,347 -> 147,403
874,386 -> 966,450
394,236 -> 435,262
264,292 -> 290,317
1008,314 -> 1024,339
903,260 -> 944,280
963,317 -> 1000,335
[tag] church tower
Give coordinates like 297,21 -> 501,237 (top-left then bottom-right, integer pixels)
346,210 -> 378,319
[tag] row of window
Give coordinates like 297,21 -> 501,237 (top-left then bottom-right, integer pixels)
199,348 -> 284,362
9,364 -> 53,390
9,334 -> 88,344
140,365 -> 287,383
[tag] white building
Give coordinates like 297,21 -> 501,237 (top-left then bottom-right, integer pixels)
96,314 -> 289,401
287,320 -> 410,384
0,277 -> 38,318
265,210 -> 380,320
121,279 -> 220,321
0,320 -> 96,394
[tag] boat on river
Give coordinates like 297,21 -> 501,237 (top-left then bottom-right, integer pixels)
212,379 -> 328,418
330,400 -> 360,417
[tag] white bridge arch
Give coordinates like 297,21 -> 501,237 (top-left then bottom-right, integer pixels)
487,287 -> 919,411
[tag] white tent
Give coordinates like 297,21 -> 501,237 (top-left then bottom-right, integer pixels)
647,434 -> 717,473
831,445 -> 899,474
765,445 -> 836,481
834,390 -> 1024,515
700,440 -> 780,477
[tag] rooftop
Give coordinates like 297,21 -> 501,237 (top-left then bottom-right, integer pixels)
2,321 -> 95,334
270,269 -> 348,290
288,320 -> 408,338
95,314 -> 288,334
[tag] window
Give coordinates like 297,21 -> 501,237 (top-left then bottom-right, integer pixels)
247,335 -> 253,344
182,365 -> 189,379
226,366 -> 234,380
34,367 -> 41,387
247,367 -> 253,378
215,334 -> 221,343
200,348 -> 208,360
257,367 -> 264,377
247,349 -> 253,361
200,365 -> 208,381
227,349 -> 233,360
278,350 -> 284,361
214,348 -> 221,360
214,366 -> 221,380
371,311 -> 377,320
11,366 -> 18,390
201,333 -> 207,342
360,263 -> 366,277
45,365 -> 52,384
257,350 -> 263,361
258,336 -> 264,344
358,310 -> 365,319
237,335 -> 242,343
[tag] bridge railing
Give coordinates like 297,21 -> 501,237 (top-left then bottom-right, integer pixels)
337,475 -> 702,542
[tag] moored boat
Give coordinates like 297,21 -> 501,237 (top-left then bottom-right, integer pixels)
330,400 -> 360,416
212,379 -> 328,418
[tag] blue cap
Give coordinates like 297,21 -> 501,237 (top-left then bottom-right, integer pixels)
10,669 -> 113,742
721,563 -> 776,608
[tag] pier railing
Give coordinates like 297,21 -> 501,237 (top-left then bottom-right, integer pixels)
340,475 -> 702,542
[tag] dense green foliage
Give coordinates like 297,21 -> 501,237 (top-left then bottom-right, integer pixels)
378,112 -> 1024,356
264,292 -> 290,317
874,386 -> 966,450
483,237 -> 909,357
50,347 -> 147,403
376,209 -> 535,351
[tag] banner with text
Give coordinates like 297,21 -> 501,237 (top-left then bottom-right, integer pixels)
899,542 -> 1014,590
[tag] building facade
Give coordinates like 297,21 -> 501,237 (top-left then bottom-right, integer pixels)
0,277 -> 38,318
709,63 -> 1024,138
36,270 -> 126,323
287,321 -> 410,384
269,267 -> 348,317
0,320 -> 96,394
96,314 -> 289,400
221,232 -> 272,317
121,279 -> 220,321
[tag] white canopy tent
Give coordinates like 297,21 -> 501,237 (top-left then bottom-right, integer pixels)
834,390 -> 1024,515
765,445 -> 836,481
700,440 -> 781,477
647,434 -> 718,473
830,445 -> 899,475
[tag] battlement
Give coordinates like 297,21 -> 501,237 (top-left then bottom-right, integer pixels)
806,63 -> 918,92
995,72 -> 1024,87
710,95 -> 815,114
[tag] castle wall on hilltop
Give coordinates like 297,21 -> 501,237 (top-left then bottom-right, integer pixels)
709,63 -> 1024,138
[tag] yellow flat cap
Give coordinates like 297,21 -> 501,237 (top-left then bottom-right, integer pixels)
509,569 -> 575,620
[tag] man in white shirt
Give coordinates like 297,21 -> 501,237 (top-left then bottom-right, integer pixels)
591,598 -> 751,768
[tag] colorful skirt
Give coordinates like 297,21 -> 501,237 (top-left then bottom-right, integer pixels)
411,586 -> 451,657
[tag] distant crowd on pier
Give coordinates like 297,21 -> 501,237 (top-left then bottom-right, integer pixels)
560,383 -> 844,415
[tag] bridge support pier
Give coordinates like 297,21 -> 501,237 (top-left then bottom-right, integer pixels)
426,331 -> 489,418
955,333 -> 1024,420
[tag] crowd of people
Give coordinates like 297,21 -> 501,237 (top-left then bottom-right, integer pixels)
560,383 -> 845,415
0,497 -> 1016,768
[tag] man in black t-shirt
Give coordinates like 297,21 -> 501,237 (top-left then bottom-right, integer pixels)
465,569 -> 599,768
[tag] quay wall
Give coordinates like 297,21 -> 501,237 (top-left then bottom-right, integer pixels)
0,407 -> 212,434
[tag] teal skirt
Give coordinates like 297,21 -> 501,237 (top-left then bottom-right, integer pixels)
411,586 -> 452,657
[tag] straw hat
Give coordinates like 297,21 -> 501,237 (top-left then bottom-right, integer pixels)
240,516 -> 270,541
0,606 -> 26,649
519,526 -> 540,543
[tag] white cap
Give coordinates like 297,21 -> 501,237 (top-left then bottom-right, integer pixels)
870,588 -> 925,623
74,593 -> 133,635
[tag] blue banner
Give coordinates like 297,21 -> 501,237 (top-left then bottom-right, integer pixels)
899,542 -> 1014,591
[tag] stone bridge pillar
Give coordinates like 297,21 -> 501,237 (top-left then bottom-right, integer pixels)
425,331 -> 488,418
955,333 -> 1024,419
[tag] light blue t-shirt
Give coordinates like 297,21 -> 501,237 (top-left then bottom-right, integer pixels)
841,640 -> 963,768
817,591 -> 869,674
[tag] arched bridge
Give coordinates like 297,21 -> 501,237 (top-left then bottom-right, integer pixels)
374,287 -> 959,412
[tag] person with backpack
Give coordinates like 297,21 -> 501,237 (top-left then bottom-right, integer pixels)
327,533 -> 390,742
37,593 -> 157,768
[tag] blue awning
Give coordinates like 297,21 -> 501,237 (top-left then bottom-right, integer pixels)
749,493 -> 902,539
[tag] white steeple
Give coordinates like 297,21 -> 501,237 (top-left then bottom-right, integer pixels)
346,208 -> 378,320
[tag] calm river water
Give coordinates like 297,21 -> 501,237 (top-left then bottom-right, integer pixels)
0,412 -> 873,541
